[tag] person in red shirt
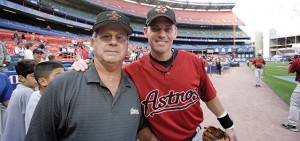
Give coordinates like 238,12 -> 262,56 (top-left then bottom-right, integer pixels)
281,55 -> 300,132
251,54 -> 266,87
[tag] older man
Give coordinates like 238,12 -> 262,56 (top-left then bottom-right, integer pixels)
26,11 -> 142,141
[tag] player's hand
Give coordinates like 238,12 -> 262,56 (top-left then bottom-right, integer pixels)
68,59 -> 90,71
225,128 -> 237,141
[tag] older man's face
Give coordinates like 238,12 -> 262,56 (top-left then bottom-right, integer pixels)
92,24 -> 129,64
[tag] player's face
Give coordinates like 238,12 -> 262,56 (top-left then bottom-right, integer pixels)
92,24 -> 129,64
144,17 -> 177,55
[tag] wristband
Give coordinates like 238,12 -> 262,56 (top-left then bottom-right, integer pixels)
217,113 -> 234,129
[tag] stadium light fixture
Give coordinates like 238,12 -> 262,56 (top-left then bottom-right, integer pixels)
36,18 -> 45,22
3,9 -> 16,14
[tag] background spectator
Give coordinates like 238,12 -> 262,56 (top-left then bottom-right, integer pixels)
13,31 -> 19,43
21,32 -> 26,43
39,34 -> 44,42
58,44 -> 68,57
30,33 -> 35,42
25,61 -> 64,133
0,40 -> 11,71
67,45 -> 75,57
76,45 -> 88,60
24,42 -> 35,60
46,25 -> 51,30
71,37 -> 78,46
48,55 -> 63,64
1,59 -> 38,141
33,48 -> 45,63
14,42 -> 25,57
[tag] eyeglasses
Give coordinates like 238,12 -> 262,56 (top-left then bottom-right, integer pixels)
96,33 -> 128,43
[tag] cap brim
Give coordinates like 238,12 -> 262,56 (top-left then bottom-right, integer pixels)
146,14 -> 176,26
34,51 -> 44,54
93,21 -> 133,35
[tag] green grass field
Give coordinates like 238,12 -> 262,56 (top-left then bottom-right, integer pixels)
260,62 -> 296,105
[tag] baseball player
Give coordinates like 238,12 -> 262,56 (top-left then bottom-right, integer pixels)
71,5 -> 237,141
281,55 -> 300,132
251,54 -> 266,87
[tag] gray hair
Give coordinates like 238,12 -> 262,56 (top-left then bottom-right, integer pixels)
92,32 -> 97,40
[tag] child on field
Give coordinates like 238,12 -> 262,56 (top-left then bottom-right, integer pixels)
1,59 -> 38,141
25,61 -> 64,133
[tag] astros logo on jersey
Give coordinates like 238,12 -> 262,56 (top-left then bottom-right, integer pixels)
141,87 -> 200,117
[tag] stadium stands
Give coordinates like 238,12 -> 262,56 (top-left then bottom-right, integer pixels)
89,0 -> 244,25
34,0 -> 96,23
0,0 -> 254,64
0,18 -> 90,39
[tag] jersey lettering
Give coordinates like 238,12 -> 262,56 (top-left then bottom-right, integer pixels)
141,88 -> 200,117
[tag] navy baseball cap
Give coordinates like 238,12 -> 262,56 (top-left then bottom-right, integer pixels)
33,48 -> 44,54
93,11 -> 133,35
146,5 -> 176,26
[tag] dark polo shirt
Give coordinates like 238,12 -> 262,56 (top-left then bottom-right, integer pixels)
26,63 -> 141,141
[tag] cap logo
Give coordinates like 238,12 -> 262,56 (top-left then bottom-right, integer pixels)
155,6 -> 167,13
107,11 -> 121,20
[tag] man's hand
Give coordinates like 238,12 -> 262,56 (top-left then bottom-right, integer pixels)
138,127 -> 159,141
4,61 -> 10,67
225,128 -> 237,141
68,59 -> 90,71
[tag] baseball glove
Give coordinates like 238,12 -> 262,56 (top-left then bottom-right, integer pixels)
203,126 -> 230,141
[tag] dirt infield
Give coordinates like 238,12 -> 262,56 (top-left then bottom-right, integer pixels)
201,63 -> 300,141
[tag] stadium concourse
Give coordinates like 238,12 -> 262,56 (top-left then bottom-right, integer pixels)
202,63 -> 300,141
